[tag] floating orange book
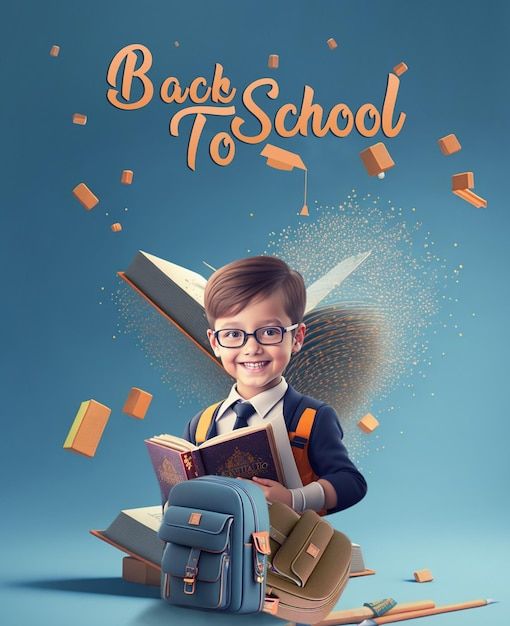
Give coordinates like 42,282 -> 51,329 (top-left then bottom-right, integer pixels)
451,172 -> 487,208
358,412 -> 379,433
360,142 -> 395,177
438,133 -> 461,155
73,182 -> 99,210
63,399 -> 111,457
123,387 -> 152,419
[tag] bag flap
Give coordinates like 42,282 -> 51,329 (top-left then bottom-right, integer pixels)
271,510 -> 333,587
266,530 -> 352,604
158,505 -> 233,552
268,501 -> 300,555
162,543 -> 226,582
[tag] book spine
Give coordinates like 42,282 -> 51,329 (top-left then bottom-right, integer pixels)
181,450 -> 205,479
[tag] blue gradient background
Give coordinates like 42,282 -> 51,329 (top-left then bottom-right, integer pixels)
1,1 -> 508,625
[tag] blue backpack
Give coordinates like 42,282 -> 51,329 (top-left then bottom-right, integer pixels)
158,475 -> 271,613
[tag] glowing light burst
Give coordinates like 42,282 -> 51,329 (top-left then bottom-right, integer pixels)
262,191 -> 457,463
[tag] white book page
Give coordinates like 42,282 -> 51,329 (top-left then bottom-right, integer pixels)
151,434 -> 198,452
141,251 -> 206,306
304,250 -> 371,314
265,413 -> 303,489
123,506 -> 163,531
198,421 -> 268,449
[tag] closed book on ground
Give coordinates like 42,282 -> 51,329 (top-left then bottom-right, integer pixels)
90,506 -> 164,568
145,421 -> 284,503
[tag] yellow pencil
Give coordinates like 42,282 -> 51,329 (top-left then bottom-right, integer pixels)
359,599 -> 496,625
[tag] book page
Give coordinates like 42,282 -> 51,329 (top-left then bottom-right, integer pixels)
263,411 -> 303,489
150,434 -> 198,452
140,251 -> 206,306
304,250 -> 371,314
122,506 -> 163,531
198,421 -> 270,449
199,422 -> 284,484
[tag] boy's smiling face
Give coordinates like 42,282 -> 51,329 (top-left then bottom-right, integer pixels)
207,292 -> 306,399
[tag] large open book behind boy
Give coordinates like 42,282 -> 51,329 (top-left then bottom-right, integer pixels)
145,421 -> 284,503
119,250 -> 387,420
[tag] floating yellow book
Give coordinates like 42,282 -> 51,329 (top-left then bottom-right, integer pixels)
63,399 -> 111,457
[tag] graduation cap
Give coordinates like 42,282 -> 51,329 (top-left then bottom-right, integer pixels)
260,144 -> 309,216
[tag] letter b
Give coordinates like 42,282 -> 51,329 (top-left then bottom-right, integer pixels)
106,44 -> 154,110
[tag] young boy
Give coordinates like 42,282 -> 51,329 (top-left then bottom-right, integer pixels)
182,255 -> 367,515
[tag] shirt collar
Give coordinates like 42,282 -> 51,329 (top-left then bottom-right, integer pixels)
216,376 -> 288,422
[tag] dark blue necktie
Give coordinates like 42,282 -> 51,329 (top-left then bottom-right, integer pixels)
232,401 -> 256,430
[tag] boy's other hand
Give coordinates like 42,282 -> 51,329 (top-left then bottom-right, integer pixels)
249,476 -> 292,506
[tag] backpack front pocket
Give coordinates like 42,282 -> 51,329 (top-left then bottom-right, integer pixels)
158,506 -> 233,552
159,506 -> 233,609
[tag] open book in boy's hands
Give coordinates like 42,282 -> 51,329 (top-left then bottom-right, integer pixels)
145,422 -> 284,503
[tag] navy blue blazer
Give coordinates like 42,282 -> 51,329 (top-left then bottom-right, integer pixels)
182,383 -> 367,515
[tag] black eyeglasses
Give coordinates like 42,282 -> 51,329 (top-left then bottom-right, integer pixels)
213,324 -> 299,348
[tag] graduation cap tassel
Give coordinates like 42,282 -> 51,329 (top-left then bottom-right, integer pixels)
260,143 -> 309,216
300,169 -> 309,216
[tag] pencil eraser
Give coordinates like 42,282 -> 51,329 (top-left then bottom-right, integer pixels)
268,54 -> 279,69
393,62 -> 408,76
121,169 -> 134,185
72,113 -> 87,125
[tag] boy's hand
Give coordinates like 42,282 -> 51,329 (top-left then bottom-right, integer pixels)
249,476 -> 292,506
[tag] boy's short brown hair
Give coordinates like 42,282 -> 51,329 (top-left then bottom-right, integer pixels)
204,255 -> 306,328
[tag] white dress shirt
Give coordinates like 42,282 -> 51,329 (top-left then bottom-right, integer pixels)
214,376 -> 303,489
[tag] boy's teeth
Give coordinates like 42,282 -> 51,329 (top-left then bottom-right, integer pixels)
243,362 -> 267,369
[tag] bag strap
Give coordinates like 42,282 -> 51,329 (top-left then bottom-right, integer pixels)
183,547 -> 201,595
289,405 -> 318,486
195,401 -> 222,444
289,402 -> 328,515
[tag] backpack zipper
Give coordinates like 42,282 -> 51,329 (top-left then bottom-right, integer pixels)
197,476 -> 267,611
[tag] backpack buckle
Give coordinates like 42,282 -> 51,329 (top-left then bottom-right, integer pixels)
290,435 -> 308,449
183,548 -> 200,594
183,576 -> 196,594
183,565 -> 198,594
252,531 -> 271,555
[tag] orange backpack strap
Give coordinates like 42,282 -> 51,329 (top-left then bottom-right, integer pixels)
289,405 -> 328,516
195,401 -> 222,444
289,407 -> 318,487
